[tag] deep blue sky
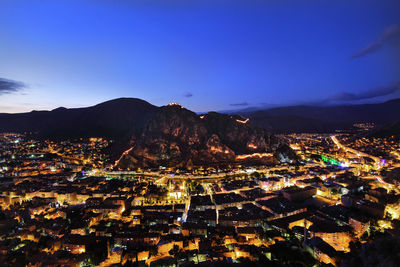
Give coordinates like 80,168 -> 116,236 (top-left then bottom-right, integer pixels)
1,0 -> 400,113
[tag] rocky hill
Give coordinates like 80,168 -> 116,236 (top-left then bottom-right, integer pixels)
115,104 -> 295,169
0,99 -> 296,168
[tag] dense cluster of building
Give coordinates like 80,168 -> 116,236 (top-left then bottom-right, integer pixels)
0,132 -> 399,266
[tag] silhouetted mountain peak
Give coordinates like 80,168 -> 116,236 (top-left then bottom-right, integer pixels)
241,98 -> 400,133
94,97 -> 154,108
0,97 -> 159,139
52,107 -> 67,112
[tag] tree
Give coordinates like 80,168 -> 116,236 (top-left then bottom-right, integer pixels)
86,239 -> 108,265
169,244 -> 182,266
341,236 -> 400,267
149,245 -> 158,257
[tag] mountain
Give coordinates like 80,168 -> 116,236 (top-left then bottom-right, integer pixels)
240,99 -> 400,133
0,99 -> 296,168
371,120 -> 400,137
115,104 -> 296,169
0,98 -> 159,139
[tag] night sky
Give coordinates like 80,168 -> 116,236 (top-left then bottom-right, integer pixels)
1,0 -> 400,113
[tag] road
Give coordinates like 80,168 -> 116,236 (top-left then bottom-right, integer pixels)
331,135 -> 381,166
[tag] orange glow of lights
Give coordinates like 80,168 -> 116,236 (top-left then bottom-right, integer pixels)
236,153 -> 273,160
113,147 -> 134,168
236,118 -> 249,124
375,176 -> 391,186
247,144 -> 257,149
210,146 -> 223,153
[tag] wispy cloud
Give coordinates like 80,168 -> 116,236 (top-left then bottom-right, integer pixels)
230,102 -> 249,107
0,78 -> 26,95
331,82 -> 400,102
183,92 -> 193,98
351,24 -> 400,59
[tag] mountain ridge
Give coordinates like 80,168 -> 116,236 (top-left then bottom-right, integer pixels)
239,98 -> 400,133
115,104 -> 295,169
0,97 -> 159,139
1,98 -> 399,137
0,98 -> 297,167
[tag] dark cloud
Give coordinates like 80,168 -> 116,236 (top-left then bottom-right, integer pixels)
332,82 -> 400,102
351,24 -> 400,59
183,92 -> 193,98
0,78 -> 26,95
230,102 -> 249,107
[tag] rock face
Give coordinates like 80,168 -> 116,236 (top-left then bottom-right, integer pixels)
116,104 -> 295,169
0,96 -> 296,168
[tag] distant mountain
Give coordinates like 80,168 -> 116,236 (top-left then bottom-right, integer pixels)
0,98 -> 159,139
216,104 -> 281,114
240,99 -> 400,133
371,120 -> 400,137
115,104 -> 296,169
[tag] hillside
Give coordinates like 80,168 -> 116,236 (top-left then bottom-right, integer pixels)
0,98 -> 159,139
115,104 -> 295,169
241,99 -> 400,133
